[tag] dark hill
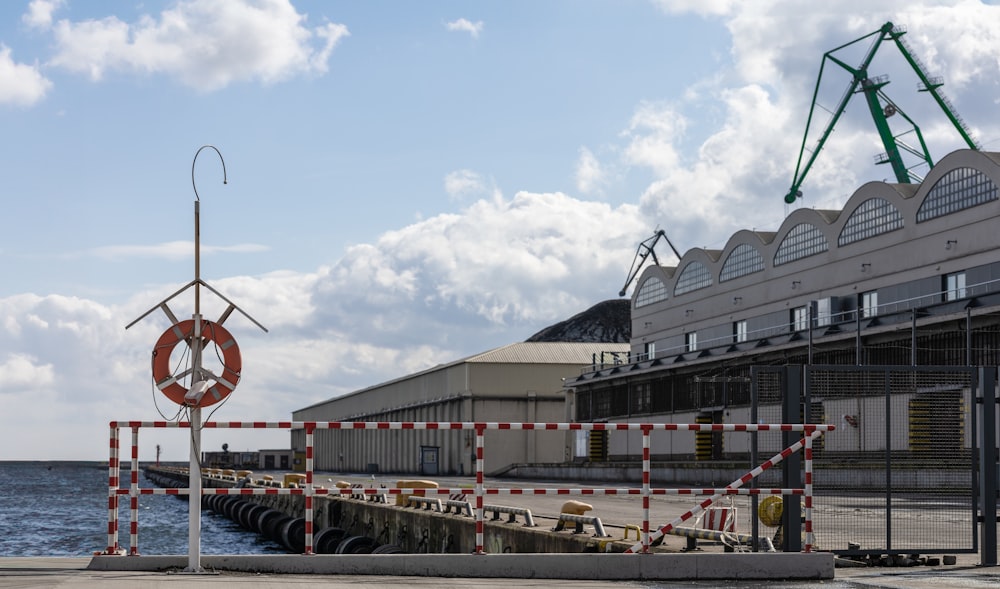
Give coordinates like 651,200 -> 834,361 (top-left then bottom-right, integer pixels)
525,299 -> 630,343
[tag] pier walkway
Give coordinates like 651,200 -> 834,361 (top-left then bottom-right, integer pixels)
0,553 -> 991,589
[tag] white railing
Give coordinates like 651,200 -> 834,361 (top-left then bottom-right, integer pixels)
102,420 -> 833,556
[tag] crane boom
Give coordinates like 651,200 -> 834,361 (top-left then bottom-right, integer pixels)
619,230 -> 681,297
784,22 -> 979,204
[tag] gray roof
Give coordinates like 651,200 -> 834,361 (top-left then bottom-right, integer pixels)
466,342 -> 629,364
294,341 -> 630,413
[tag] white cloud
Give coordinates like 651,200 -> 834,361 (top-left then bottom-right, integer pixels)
651,0 -> 739,17
575,147 -> 607,196
47,0 -> 350,91
622,101 -> 687,178
312,191 -> 645,338
0,45 -> 52,106
446,18 -> 484,39
0,353 -> 54,390
22,0 -> 64,29
0,189 -> 645,459
444,169 -> 487,201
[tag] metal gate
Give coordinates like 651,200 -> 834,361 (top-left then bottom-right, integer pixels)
752,365 -> 998,562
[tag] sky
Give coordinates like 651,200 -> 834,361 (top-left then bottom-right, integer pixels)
1,0 -> 999,461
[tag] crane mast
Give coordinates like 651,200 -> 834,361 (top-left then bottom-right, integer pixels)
784,21 -> 979,204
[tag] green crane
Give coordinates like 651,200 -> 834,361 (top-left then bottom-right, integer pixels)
784,21 -> 980,204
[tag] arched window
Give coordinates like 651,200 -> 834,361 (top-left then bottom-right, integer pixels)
674,262 -> 712,295
774,223 -> 828,266
720,244 -> 765,282
635,276 -> 667,308
917,167 -> 998,221
838,198 -> 903,246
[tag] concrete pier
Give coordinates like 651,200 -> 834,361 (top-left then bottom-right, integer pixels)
109,467 -> 839,581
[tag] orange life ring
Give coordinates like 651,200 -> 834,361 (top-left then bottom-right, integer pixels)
151,319 -> 241,408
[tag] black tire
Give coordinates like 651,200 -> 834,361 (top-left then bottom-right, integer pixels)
232,501 -> 256,527
213,495 -> 232,515
223,498 -> 247,520
335,535 -> 378,555
313,527 -> 347,554
371,543 -> 405,554
257,510 -> 287,538
240,504 -> 268,530
264,515 -> 294,544
279,518 -> 306,553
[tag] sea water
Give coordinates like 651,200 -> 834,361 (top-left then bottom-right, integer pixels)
0,461 -> 285,557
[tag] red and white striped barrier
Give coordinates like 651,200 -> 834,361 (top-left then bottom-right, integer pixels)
104,421 -> 834,556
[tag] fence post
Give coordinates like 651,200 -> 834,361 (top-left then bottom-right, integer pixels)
641,425 -> 651,554
129,426 -> 140,555
474,423 -> 485,554
782,366 -> 802,552
979,367 -> 998,566
106,423 -> 120,555
304,424 -> 315,555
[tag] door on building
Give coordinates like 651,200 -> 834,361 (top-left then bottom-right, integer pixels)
420,445 -> 439,476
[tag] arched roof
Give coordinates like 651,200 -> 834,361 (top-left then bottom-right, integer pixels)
630,149 -> 1000,306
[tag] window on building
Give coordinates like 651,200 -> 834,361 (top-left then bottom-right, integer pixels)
630,382 -> 651,415
594,390 -> 611,418
791,306 -> 809,332
860,291 -> 878,318
838,198 -> 904,246
774,223 -> 829,266
643,341 -> 656,361
945,271 -> 967,301
635,276 -> 668,308
674,262 -> 713,295
685,332 -> 698,352
720,244 -> 765,282
917,167 -> 998,222
733,320 -> 747,343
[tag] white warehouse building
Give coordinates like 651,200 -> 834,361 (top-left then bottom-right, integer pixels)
291,342 -> 628,476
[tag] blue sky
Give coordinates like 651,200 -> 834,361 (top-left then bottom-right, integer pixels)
2,0 -> 999,460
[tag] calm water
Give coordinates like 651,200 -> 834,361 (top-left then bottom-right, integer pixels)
0,461 -> 285,557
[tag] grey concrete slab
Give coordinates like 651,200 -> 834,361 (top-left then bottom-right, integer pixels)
86,552 -> 833,580
0,558 -> 639,589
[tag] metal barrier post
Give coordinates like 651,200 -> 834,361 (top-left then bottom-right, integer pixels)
105,423 -> 120,554
782,366 -> 802,552
803,429 -> 813,553
129,426 -> 140,555
475,423 -> 485,554
304,424 -> 315,555
186,409 -> 203,572
979,367 -> 998,566
641,425 -> 651,554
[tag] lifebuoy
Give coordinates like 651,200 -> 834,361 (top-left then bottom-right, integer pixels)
151,319 -> 241,407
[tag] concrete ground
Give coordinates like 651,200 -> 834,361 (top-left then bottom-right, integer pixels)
0,555 -> 996,589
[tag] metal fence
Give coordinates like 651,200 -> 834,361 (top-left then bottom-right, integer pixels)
753,365 -> 984,558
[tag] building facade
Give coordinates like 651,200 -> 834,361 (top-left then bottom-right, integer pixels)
567,149 -> 1000,461
292,342 -> 628,476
